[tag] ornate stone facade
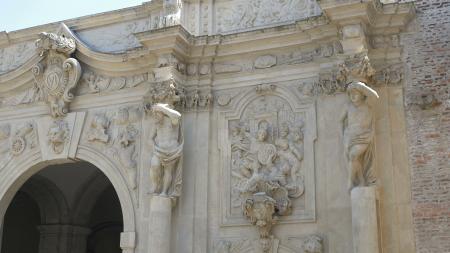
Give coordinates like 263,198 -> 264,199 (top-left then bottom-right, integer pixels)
0,1 -> 439,253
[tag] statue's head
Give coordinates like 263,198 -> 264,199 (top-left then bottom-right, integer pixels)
279,122 -> 289,137
257,128 -> 268,142
347,81 -> 379,104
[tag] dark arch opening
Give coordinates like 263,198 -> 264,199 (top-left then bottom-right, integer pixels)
1,162 -> 123,253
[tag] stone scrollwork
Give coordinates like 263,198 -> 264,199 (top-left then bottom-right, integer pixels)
47,120 -> 69,154
32,31 -> 82,118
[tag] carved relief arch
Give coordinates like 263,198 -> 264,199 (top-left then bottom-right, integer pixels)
218,84 -> 317,226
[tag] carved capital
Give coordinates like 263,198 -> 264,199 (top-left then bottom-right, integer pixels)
338,53 -> 375,84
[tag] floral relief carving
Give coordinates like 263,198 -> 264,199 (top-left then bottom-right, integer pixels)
32,32 -> 82,118
10,122 -> 36,156
0,122 -> 37,169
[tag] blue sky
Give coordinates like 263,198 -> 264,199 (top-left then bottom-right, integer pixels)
0,0 -> 145,32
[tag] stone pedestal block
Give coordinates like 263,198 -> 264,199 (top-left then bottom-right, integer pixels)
351,187 -> 380,253
148,195 -> 172,253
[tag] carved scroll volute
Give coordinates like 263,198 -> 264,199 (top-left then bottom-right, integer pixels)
32,31 -> 82,118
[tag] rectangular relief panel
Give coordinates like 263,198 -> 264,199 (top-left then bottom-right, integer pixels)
214,0 -> 322,34
218,86 -> 317,226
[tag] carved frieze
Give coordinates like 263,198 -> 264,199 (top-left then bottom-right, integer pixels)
32,32 -> 82,118
214,234 -> 324,253
219,86 -> 316,229
215,0 -> 322,33
181,88 -> 213,111
78,70 -> 146,95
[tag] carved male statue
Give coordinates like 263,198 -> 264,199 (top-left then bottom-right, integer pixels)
340,81 -> 379,191
149,103 -> 183,197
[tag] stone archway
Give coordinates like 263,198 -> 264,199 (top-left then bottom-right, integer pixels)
0,147 -> 136,253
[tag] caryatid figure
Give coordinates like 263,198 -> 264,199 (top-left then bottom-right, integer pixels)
149,103 -> 184,197
340,81 -> 379,191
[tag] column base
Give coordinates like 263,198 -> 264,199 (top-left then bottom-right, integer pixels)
148,195 -> 172,253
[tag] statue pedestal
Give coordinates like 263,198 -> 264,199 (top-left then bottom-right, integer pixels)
351,187 -> 380,253
148,195 -> 172,253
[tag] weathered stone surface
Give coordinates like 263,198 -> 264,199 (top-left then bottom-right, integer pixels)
0,1 -> 444,253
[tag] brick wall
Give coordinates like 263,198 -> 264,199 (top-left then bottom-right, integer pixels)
401,0 -> 450,252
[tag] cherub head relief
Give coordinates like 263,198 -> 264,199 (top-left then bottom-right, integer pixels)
347,81 -> 379,105
48,120 -> 68,154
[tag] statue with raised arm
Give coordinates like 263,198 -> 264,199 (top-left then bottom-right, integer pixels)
149,103 -> 184,197
340,81 -> 379,191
